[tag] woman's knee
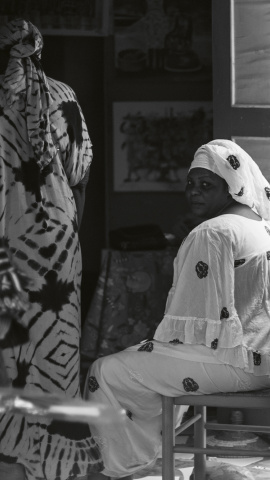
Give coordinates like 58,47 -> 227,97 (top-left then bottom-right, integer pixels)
91,354 -> 122,382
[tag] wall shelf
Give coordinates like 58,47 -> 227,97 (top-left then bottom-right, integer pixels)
41,28 -> 105,37
111,67 -> 213,101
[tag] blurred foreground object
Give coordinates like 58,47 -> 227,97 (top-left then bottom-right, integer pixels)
0,387 -> 126,425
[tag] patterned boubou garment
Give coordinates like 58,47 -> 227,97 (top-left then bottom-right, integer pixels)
154,213 -> 270,376
0,24 -> 103,480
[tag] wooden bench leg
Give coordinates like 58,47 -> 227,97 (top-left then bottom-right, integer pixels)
162,396 -> 175,480
194,405 -> 207,480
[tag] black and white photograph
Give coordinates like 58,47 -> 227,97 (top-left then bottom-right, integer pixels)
1,1 -> 270,480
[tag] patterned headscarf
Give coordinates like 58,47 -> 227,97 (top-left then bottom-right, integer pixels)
0,18 -> 57,170
189,139 -> 270,221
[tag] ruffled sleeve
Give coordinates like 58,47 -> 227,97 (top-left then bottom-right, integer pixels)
154,224 -> 244,351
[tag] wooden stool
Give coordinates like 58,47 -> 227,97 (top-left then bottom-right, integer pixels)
162,389 -> 270,480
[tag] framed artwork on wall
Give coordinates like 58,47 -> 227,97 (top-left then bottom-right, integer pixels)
113,100 -> 213,192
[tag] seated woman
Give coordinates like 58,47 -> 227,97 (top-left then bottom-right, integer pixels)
84,139 -> 270,480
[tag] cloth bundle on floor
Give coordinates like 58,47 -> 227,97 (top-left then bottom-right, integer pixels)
190,463 -> 255,479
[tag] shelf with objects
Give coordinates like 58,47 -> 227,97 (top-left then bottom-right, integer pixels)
110,0 -> 212,100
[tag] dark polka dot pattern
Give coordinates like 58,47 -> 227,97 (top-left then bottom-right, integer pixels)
126,410 -> 133,421
138,341 -> 154,352
88,376 -> 100,392
211,338 -> 218,350
234,259 -> 246,268
253,352 -> 261,366
169,339 -> 183,344
265,187 -> 270,200
227,155 -> 240,170
235,187 -> 244,196
183,377 -> 199,392
195,261 -> 208,279
220,307 -> 229,319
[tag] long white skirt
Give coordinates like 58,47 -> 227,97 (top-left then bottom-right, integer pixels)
83,341 -> 270,478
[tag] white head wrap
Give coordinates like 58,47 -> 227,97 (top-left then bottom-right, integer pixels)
189,139 -> 270,221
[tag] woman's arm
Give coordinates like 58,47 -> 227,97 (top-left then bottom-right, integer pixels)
71,164 -> 90,230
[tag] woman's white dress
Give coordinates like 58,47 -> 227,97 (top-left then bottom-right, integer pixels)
84,214 -> 270,478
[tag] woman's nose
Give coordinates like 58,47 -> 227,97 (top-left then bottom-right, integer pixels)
190,185 -> 201,195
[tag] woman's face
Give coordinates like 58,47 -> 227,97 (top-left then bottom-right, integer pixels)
185,167 -> 231,219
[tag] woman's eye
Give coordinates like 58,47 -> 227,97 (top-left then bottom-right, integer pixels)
186,180 -> 212,189
201,182 -> 211,188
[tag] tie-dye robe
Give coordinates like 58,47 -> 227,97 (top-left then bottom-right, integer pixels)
0,75 -> 103,480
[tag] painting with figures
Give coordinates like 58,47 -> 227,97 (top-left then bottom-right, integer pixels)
113,101 -> 213,192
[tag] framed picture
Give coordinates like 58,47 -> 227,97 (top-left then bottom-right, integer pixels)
113,101 -> 213,192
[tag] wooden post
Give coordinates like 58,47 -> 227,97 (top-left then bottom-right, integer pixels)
162,396 -> 175,480
194,405 -> 207,480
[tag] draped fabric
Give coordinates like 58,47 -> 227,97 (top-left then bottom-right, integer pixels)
0,20 -> 102,478
81,248 -> 176,366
